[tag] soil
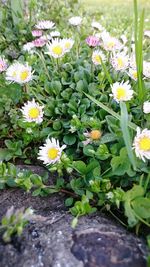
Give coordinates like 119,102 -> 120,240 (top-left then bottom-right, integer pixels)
0,165 -> 148,267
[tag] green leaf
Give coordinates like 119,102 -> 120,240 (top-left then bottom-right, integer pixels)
111,148 -> 131,175
63,134 -> 76,145
83,145 -> 95,156
65,197 -> 74,207
95,144 -> 110,160
132,197 -> 150,219
100,133 -> 117,144
0,149 -> 12,161
30,174 -> 43,186
51,81 -> 62,95
124,185 -> 144,202
124,201 -> 138,227
73,161 -> 87,174
123,185 -> 144,227
86,160 -> 100,173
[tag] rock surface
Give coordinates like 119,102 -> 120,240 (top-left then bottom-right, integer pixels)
0,165 -> 148,267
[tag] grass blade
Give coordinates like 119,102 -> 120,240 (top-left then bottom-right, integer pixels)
133,0 -> 145,102
120,102 -> 137,171
101,60 -> 113,85
85,93 -> 137,131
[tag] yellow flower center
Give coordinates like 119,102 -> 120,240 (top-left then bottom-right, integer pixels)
47,148 -> 59,160
116,87 -> 126,100
28,107 -> 40,119
65,42 -> 71,49
108,41 -> 115,49
20,70 -> 29,81
52,45 -> 63,56
139,137 -> 150,151
94,55 -> 101,64
133,70 -> 137,79
90,130 -> 102,140
117,57 -> 124,68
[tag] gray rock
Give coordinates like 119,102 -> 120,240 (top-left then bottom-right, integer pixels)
0,165 -> 148,267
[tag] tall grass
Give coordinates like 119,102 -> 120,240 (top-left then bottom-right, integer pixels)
134,0 -> 145,103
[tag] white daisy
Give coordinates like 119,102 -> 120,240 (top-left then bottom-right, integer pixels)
46,39 -> 65,58
95,32 -> 102,38
143,101 -> 150,114
129,55 -> 136,69
133,128 -> 150,162
128,68 -> 138,81
62,38 -> 74,52
143,61 -> 150,79
68,16 -> 82,26
38,138 -> 66,165
110,81 -> 134,103
50,31 -> 61,37
6,62 -> 33,84
92,50 -> 106,65
0,57 -> 7,72
101,32 -> 123,51
120,34 -> 128,44
91,21 -> 104,31
35,20 -> 55,30
20,99 -> 44,124
23,42 -> 35,52
144,30 -> 150,38
111,52 -> 129,71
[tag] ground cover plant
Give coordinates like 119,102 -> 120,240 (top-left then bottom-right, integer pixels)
0,0 -> 150,262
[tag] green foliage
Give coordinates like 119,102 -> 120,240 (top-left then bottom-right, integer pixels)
0,207 -> 34,242
123,184 -> 150,227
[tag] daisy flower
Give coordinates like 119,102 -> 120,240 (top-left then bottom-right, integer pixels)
23,42 -> 35,52
133,128 -> 150,162
35,20 -> 55,30
6,62 -> 33,84
110,81 -> 134,103
32,30 -> 43,37
101,32 -> 123,51
92,50 -> 106,65
144,30 -> 150,38
38,138 -> 66,165
0,57 -> 7,72
46,39 -> 65,58
62,38 -> 74,52
143,61 -> 150,79
128,68 -> 138,81
129,55 -> 136,69
32,37 -> 47,47
50,31 -> 61,38
83,130 -> 102,145
86,36 -> 100,47
111,52 -> 129,71
143,101 -> 150,114
68,16 -> 82,26
120,34 -> 128,45
20,99 -> 44,124
91,21 -> 104,31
